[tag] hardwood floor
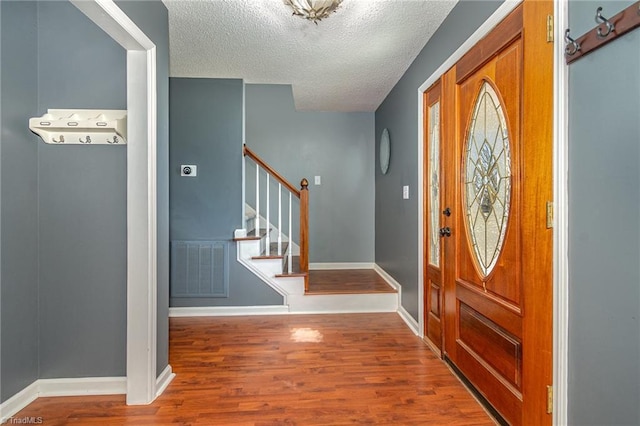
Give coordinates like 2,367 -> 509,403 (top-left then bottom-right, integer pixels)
307,270 -> 397,294
14,314 -> 495,425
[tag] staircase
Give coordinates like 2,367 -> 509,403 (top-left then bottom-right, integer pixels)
234,226 -> 398,314
236,145 -> 398,314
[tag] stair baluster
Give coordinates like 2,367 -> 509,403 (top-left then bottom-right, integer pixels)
255,165 -> 260,237
265,173 -> 270,256
278,183 -> 282,256
288,191 -> 293,274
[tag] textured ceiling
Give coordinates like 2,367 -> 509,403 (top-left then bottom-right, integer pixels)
162,0 -> 457,112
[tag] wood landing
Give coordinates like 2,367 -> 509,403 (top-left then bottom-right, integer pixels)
279,256 -> 397,295
307,269 -> 397,295
14,314 -> 495,425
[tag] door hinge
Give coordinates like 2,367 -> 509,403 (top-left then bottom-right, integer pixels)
547,385 -> 553,414
546,15 -> 554,42
546,201 -> 554,229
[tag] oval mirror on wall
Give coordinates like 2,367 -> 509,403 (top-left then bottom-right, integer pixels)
380,128 -> 391,174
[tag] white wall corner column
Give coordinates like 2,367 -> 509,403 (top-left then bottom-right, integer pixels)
241,81 -> 246,227
71,0 -> 159,405
126,46 -> 158,405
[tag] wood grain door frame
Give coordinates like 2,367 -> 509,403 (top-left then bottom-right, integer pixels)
520,2 -> 554,422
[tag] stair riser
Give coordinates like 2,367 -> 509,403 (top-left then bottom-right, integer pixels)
273,277 -> 305,295
238,240 -> 261,259
250,258 -> 283,276
287,293 -> 398,314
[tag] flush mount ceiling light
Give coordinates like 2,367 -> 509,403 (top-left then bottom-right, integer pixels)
284,0 -> 343,24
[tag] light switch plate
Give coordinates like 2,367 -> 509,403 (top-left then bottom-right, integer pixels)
314,176 -> 321,185
403,185 -> 409,199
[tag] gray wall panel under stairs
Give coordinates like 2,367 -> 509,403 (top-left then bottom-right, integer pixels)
169,77 -> 283,307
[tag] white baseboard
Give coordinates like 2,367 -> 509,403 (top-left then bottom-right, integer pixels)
0,376 -> 126,423
373,264 -> 400,291
169,305 -> 289,317
0,381 -> 39,423
38,376 -> 126,397
374,264 -> 421,336
155,365 -> 175,398
309,262 -> 375,270
398,305 -> 420,336
0,368 -> 174,423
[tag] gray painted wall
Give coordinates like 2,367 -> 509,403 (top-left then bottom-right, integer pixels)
116,0 -> 170,379
567,1 -> 640,424
374,1 -> 502,319
36,0 -> 170,379
169,78 -> 283,307
1,0 -> 170,400
36,0 -> 127,378
1,0 -> 40,403
245,84 -> 375,263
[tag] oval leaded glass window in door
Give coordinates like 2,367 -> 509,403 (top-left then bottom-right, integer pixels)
428,101 -> 441,267
464,80 -> 511,278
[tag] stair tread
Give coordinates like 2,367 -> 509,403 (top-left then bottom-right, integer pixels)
234,235 -> 262,241
275,272 -> 307,278
305,270 -> 397,295
252,242 -> 289,260
233,228 -> 268,241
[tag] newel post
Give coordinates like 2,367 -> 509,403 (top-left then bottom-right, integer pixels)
299,178 -> 309,290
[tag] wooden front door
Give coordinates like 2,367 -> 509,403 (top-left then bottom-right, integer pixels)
425,2 -> 553,424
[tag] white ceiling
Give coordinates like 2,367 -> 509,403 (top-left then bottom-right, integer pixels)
162,0 -> 457,112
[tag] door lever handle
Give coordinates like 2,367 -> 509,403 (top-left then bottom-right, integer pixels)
439,227 -> 452,237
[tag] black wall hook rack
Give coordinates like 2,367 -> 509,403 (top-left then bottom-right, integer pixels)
565,1 -> 640,64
